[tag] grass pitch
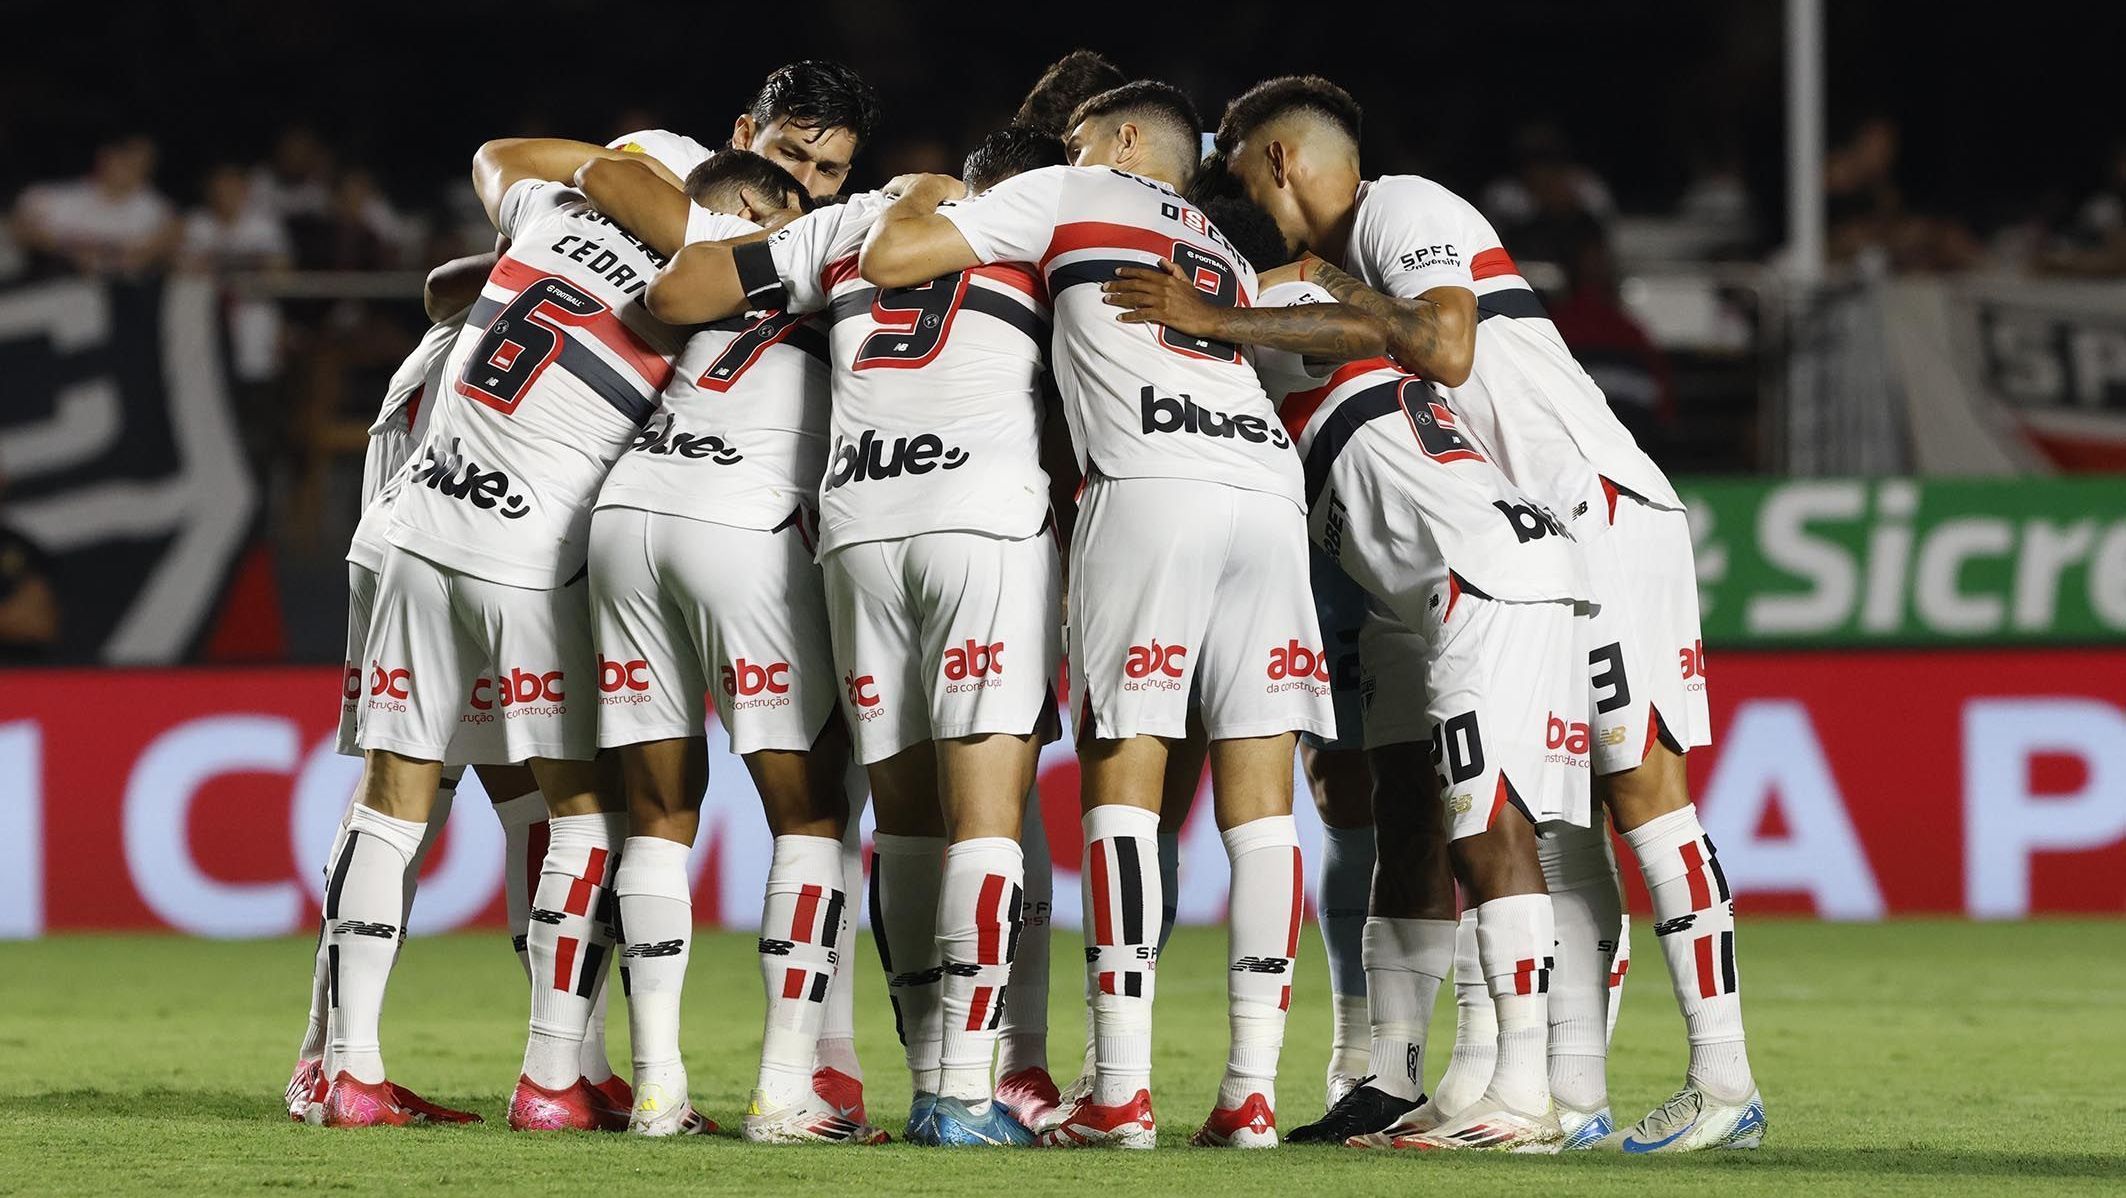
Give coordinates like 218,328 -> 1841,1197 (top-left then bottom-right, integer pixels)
2,920 -> 2122,1195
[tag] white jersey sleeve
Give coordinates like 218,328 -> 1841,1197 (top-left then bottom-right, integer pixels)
495,178 -> 575,241
607,129 -> 714,182
685,206 -> 754,247
1349,176 -> 1478,299
766,192 -> 888,314
939,166 -> 1067,267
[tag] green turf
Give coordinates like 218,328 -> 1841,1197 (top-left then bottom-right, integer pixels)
2,920 -> 2122,1195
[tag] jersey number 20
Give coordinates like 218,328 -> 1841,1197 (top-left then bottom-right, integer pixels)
457,276 -> 608,415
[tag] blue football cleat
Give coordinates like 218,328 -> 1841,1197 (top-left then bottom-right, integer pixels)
1559,1104 -> 1613,1150
904,1092 -> 940,1145
1619,1086 -> 1766,1153
928,1095 -> 1035,1146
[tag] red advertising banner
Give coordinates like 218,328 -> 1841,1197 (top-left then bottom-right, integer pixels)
1,650 -> 2121,936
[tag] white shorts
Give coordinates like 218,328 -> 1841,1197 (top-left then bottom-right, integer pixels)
1357,605 -> 1430,751
824,528 -> 1062,764
337,561 -> 509,762
588,506 -> 836,756
1581,485 -> 1711,774
357,544 -> 598,764
1069,476 -> 1334,743
1422,582 -> 1590,840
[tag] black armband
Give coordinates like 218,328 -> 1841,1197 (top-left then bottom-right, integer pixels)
731,240 -> 788,311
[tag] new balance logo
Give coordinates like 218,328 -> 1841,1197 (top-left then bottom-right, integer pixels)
941,962 -> 982,977
623,939 -> 686,958
408,437 -> 530,519
758,937 -> 795,956
528,907 -> 565,925
334,920 -> 398,939
823,429 -> 969,492
888,966 -> 945,988
1139,388 -> 1290,448
1654,914 -> 1699,937
1231,956 -> 1291,975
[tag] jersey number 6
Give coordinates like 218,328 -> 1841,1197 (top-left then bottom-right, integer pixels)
456,275 -> 608,415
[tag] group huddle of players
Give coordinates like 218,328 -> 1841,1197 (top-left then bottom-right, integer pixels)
285,51 -> 1767,1155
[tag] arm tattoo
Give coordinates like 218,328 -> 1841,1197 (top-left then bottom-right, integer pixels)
1213,302 -> 1389,359
1308,258 -> 1446,368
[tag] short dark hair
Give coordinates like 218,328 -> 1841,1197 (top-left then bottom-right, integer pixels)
749,60 -> 882,146
1068,80 -> 1203,183
1200,195 -> 1291,273
1014,50 -> 1127,136
963,127 -> 1067,192
686,149 -> 816,217
1215,75 -> 1362,156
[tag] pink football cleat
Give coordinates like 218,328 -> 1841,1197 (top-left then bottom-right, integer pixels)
320,1073 -> 413,1128
286,1059 -> 327,1123
588,1075 -> 637,1132
812,1066 -> 871,1125
387,1082 -> 482,1124
994,1066 -> 1064,1132
508,1075 -> 608,1132
1191,1092 -> 1278,1147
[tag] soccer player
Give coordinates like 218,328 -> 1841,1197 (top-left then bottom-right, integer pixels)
322,132 -> 700,1131
569,146 -> 897,1141
645,126 -> 1068,1148
859,82 -> 1335,1149
1207,76 -> 1763,1152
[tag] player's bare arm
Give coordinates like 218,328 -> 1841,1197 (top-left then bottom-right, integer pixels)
572,156 -> 691,256
470,138 -> 683,229
856,173 -> 975,288
421,249 -> 499,322
1102,260 -> 1391,360
643,229 -> 777,325
1300,255 -> 1476,386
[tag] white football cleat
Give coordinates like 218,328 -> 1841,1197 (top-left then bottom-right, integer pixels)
1387,1096 -> 1564,1153
1343,1095 -> 1445,1148
1558,1102 -> 1614,1150
627,1077 -> 713,1137
742,1088 -> 888,1144
1619,1086 -> 1765,1153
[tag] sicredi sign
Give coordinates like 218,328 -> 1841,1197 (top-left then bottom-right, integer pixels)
1686,477 -> 2126,645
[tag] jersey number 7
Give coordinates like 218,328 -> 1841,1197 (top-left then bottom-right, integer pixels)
457,275 -> 608,415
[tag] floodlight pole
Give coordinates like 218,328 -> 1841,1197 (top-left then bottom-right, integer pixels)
1786,0 -> 1825,286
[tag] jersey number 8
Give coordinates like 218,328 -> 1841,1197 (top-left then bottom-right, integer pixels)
1159,243 -> 1241,364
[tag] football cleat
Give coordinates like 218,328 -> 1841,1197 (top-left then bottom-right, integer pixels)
1325,1071 -> 1363,1108
1387,1098 -> 1564,1153
1288,1077 -> 1422,1145
319,1073 -> 412,1128
589,1075 -> 634,1131
286,1058 -> 327,1124
1037,1089 -> 1157,1150
813,1066 -> 871,1125
387,1082 -> 481,1124
1559,1103 -> 1613,1150
905,1092 -> 939,1145
1190,1092 -> 1277,1148
743,1088 -> 888,1145
1619,1086 -> 1765,1153
508,1075 -> 609,1132
994,1066 -> 1063,1132
929,1096 -> 1035,1146
628,1078 -> 714,1138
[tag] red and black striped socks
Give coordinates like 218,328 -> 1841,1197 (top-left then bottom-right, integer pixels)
521,813 -> 623,1089
1623,804 -> 1754,1100
757,834 -> 846,1106
936,838 -> 1025,1104
1474,893 -> 1556,1115
995,787 -> 1052,1081
1083,804 -> 1159,1106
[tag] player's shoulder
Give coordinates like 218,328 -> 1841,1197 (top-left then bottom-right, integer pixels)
1360,174 -> 1480,224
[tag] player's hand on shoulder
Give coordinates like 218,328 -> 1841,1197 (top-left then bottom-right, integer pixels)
1103,259 -> 1221,336
882,173 -> 967,202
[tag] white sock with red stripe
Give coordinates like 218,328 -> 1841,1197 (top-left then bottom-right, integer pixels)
997,787 -> 1052,1080
936,837 -> 1024,1103
614,835 -> 691,1098
1609,914 -> 1631,1044
322,806 -> 427,1085
492,789 -> 547,985
815,811 -> 865,1083
1318,824 -> 1376,1084
1475,894 -> 1555,1115
1623,804 -> 1753,1100
521,813 -> 624,1090
870,833 -> 946,1093
757,834 -> 845,1106
1432,909 -> 1498,1115
1360,917 -> 1456,1102
1538,822 -> 1622,1111
1216,815 -> 1300,1110
1083,804 -> 1160,1107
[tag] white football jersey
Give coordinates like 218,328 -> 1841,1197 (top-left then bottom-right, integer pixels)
605,129 -> 714,183
386,179 -> 684,588
595,208 -> 830,530
1258,280 -> 1585,605
940,165 -> 1303,508
347,313 -> 465,571
1346,175 -> 1682,525
767,191 -> 1052,553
